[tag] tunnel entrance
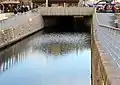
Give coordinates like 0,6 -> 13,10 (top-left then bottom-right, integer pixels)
42,16 -> 92,33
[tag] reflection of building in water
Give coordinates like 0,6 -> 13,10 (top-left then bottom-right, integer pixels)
0,50 -> 26,73
35,41 -> 90,56
50,44 -> 61,55
0,35 -> 30,73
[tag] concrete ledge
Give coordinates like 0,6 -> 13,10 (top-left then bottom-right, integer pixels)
0,13 -> 44,49
38,7 -> 94,16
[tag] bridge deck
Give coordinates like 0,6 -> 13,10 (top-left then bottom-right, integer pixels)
38,7 -> 94,16
94,13 -> 120,85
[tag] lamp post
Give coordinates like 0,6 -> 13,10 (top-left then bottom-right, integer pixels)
78,0 -> 82,7
46,0 -> 48,7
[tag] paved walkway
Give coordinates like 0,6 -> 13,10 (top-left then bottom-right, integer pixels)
0,13 -> 14,20
0,11 -> 39,30
95,13 -> 120,83
96,13 -> 116,27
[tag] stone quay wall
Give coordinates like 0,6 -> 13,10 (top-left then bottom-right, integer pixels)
92,13 -> 111,85
0,14 -> 44,48
92,38 -> 111,85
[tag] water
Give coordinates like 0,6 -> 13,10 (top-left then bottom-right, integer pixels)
0,31 -> 91,85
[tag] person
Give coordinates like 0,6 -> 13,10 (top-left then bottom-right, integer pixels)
20,6 -> 24,13
13,8 -> 17,15
27,5 -> 30,11
25,6 -> 28,12
112,6 -> 115,13
114,19 -> 119,28
104,4 -> 108,13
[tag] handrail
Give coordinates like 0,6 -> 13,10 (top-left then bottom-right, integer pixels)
95,12 -> 120,31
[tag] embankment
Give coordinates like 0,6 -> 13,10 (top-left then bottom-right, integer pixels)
0,12 -> 44,49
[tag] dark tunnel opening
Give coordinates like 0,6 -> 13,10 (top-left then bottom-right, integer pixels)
42,16 -> 92,33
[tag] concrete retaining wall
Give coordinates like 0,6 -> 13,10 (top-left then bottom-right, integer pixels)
38,7 -> 94,16
0,13 -> 44,48
92,38 -> 111,85
92,13 -> 111,85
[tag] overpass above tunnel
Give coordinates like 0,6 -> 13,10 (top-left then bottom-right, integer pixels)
38,7 -> 94,16
37,7 -> 94,33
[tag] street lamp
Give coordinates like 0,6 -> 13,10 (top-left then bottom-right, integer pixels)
46,0 -> 48,7
78,0 -> 83,7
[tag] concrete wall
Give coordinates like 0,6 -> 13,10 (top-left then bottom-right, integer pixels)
43,16 -> 58,27
38,7 -> 94,16
92,38 -> 111,85
0,13 -> 44,48
92,14 -> 111,85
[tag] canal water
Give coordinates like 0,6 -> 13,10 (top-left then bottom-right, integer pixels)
0,30 -> 91,85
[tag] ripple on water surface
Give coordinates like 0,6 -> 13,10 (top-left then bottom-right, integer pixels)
0,33 -> 91,85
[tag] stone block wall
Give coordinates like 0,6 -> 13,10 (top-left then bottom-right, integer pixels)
92,38 -> 111,85
92,13 -> 111,85
0,14 -> 44,48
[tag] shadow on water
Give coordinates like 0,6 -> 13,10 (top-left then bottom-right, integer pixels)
0,16 -> 91,85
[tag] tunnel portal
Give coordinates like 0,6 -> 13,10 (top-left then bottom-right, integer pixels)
42,15 -> 92,33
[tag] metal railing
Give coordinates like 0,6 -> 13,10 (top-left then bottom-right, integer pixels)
94,12 -> 120,72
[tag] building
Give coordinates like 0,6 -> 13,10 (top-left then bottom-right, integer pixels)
32,0 -> 79,7
0,0 -> 20,12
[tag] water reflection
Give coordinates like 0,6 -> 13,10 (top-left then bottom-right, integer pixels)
0,45 -> 27,73
0,33 -> 91,85
30,33 -> 90,56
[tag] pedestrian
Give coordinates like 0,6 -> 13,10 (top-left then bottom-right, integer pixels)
27,5 -> 30,11
114,19 -> 119,28
25,6 -> 28,12
20,6 -> 24,13
112,6 -> 115,13
13,8 -> 17,15
104,4 -> 108,13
